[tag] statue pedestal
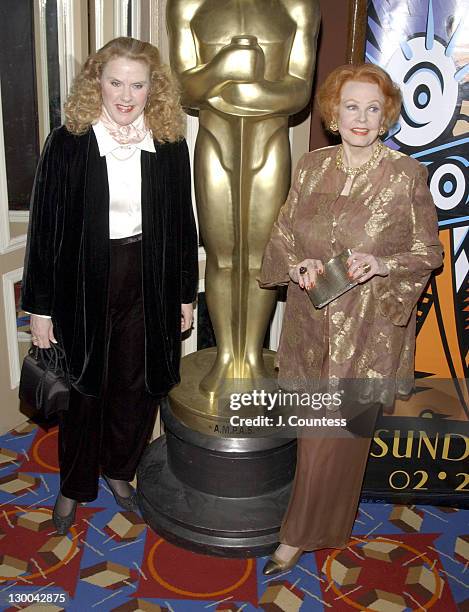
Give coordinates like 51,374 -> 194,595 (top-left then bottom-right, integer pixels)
137,349 -> 296,557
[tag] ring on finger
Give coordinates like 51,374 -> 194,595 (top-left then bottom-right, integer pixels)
362,263 -> 371,273
299,266 -> 307,275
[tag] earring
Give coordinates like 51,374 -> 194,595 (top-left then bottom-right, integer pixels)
379,126 -> 386,136
329,119 -> 338,132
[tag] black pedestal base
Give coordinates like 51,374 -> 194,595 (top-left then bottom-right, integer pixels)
137,401 -> 296,558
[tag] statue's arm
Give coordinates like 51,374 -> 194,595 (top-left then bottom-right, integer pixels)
166,0 -> 211,106
211,77 -> 311,117
214,0 -> 321,116
166,0 -> 263,109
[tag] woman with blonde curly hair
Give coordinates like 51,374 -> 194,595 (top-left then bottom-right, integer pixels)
22,37 -> 198,533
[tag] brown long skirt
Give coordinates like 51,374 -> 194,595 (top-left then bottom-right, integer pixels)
280,274 -> 382,550
280,427 -> 377,550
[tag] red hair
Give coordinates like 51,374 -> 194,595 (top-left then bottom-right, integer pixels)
316,63 -> 402,132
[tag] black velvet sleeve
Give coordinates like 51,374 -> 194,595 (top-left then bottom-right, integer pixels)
177,138 -> 199,304
21,129 -> 60,315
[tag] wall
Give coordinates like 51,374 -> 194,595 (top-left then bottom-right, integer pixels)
0,0 -> 88,435
309,0 -> 351,150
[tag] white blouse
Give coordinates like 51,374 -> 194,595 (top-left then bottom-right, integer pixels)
92,119 -> 156,239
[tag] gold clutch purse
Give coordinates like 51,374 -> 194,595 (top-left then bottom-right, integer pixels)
306,249 -> 358,309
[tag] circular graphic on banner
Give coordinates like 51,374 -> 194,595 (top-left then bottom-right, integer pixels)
428,158 -> 468,211
386,36 -> 459,147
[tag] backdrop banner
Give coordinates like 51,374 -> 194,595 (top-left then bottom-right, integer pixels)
359,0 -> 469,506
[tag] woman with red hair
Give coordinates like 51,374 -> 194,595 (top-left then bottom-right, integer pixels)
260,64 -> 442,574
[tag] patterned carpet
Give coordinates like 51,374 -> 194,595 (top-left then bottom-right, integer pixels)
0,421 -> 468,611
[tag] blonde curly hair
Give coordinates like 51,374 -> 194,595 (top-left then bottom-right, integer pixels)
64,37 -> 185,142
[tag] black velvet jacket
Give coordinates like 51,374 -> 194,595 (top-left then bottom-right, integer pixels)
22,126 -> 198,399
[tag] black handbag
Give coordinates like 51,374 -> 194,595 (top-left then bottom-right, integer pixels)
19,344 -> 70,418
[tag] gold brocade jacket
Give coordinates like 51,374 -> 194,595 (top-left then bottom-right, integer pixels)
259,145 -> 443,408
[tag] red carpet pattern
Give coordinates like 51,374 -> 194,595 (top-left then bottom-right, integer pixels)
0,422 -> 467,611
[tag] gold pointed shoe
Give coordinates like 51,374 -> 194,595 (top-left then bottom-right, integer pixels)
262,548 -> 304,576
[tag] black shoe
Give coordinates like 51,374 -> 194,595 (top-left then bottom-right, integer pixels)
52,496 -> 78,535
103,476 -> 139,513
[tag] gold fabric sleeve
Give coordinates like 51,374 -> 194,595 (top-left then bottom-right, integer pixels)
371,166 -> 443,326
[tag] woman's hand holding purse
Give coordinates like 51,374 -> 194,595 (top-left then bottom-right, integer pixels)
289,259 -> 324,290
30,314 -> 57,348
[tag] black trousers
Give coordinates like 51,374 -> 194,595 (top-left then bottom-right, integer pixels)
58,238 -> 157,502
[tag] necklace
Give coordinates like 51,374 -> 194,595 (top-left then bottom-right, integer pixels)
110,146 -> 137,161
336,141 -> 384,178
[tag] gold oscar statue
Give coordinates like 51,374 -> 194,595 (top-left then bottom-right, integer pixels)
167,0 -> 320,428
137,1 -> 321,556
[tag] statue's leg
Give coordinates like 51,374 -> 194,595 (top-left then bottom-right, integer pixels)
243,123 -> 291,377
196,116 -> 290,395
195,125 -> 237,395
